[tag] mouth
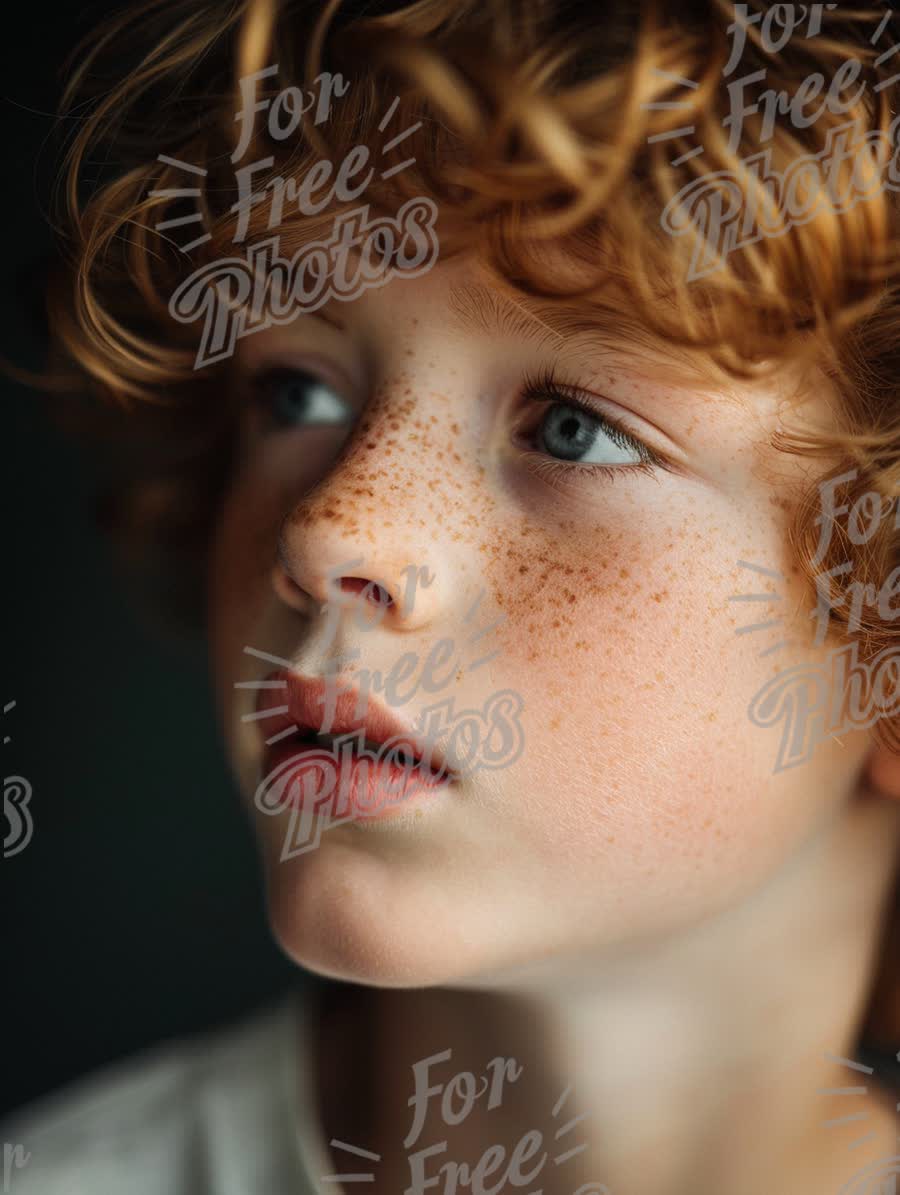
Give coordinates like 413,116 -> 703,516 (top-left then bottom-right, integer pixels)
252,671 -> 454,782
248,671 -> 455,826
285,726 -> 425,768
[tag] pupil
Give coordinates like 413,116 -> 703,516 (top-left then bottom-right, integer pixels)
541,403 -> 597,461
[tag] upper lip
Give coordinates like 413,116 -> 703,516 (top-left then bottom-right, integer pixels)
254,671 -> 453,777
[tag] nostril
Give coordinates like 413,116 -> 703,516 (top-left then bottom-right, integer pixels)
340,577 -> 393,608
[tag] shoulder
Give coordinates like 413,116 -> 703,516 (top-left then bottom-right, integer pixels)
1,991 -> 308,1195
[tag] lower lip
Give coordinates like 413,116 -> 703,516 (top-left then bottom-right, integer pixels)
262,741 -> 450,823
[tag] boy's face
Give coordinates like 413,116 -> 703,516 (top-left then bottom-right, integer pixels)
208,251 -> 874,986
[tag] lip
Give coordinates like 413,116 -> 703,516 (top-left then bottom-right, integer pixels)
253,671 -> 455,780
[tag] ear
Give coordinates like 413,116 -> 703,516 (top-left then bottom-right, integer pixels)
862,739 -> 900,800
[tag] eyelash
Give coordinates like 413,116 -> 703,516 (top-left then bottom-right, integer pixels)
516,365 -> 664,487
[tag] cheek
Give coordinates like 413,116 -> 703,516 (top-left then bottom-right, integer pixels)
478,489 -> 853,920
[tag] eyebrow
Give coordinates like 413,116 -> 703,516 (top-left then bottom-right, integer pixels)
445,279 -> 723,390
445,280 -> 663,351
447,281 -> 569,348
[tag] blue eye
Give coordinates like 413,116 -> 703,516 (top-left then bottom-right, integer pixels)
536,401 -> 647,466
253,368 -> 351,429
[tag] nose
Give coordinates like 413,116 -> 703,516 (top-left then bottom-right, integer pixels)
273,518 -> 442,632
271,367 -> 472,632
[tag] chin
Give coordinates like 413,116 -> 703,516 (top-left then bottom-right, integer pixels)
261,842 -> 493,989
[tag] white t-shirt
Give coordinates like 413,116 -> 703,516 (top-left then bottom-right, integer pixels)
6,988 -> 898,1195
1,988 -> 336,1194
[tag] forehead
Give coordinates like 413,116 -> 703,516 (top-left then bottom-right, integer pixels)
377,253 -> 823,417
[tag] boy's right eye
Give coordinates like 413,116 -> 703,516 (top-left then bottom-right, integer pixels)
250,367 -> 352,430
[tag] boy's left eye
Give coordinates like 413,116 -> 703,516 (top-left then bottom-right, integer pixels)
517,368 -> 660,476
535,401 -> 648,466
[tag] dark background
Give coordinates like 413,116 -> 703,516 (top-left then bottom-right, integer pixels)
0,1 -> 295,1121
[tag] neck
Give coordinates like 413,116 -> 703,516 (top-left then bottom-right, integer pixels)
315,792 -> 900,1195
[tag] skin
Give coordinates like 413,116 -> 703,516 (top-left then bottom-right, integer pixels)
207,249 -> 900,1195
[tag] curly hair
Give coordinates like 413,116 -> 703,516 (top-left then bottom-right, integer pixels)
43,0 -> 900,1043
